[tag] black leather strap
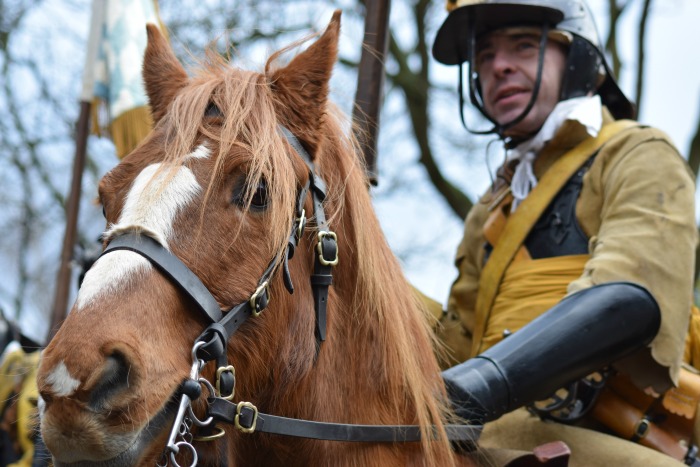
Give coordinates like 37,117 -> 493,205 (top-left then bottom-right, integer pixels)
207,397 -> 481,443
279,125 -> 336,344
102,233 -> 223,323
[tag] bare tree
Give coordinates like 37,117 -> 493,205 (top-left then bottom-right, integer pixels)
2,0 -> 698,338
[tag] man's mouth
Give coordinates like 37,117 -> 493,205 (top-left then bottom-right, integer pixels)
494,86 -> 529,104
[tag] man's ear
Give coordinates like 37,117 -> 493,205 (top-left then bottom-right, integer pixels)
270,10 -> 341,155
143,24 -> 188,124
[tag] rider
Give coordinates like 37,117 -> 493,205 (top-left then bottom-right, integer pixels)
0,310 -> 48,467
431,0 -> 699,465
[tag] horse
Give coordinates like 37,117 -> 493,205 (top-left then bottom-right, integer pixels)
35,12 -> 477,466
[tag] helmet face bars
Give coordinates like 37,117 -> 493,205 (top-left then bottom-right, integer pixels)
433,0 -> 634,141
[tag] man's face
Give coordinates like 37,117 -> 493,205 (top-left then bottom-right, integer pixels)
475,28 -> 567,138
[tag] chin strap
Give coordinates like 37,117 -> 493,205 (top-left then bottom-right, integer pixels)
206,396 -> 481,443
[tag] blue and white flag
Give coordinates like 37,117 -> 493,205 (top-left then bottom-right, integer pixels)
82,0 -> 165,158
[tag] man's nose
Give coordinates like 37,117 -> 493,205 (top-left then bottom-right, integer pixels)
491,50 -> 515,76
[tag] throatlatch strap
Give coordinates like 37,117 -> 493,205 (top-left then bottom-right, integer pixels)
471,120 -> 639,355
207,397 -> 482,443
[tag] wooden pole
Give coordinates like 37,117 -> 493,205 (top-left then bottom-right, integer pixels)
46,0 -> 104,342
48,100 -> 91,341
352,0 -> 391,186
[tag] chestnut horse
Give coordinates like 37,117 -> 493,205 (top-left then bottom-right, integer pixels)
36,12 -> 474,467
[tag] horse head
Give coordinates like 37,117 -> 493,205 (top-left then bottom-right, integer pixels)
37,12 -> 465,467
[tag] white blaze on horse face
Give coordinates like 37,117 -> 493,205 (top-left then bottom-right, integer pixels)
188,144 -> 211,160
45,361 -> 81,397
76,145 -> 207,311
107,156 -> 204,244
76,253 -> 151,310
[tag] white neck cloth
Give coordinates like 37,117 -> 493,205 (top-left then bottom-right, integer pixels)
507,95 -> 602,211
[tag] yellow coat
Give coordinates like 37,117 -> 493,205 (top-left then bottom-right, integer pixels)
0,346 -> 41,467
442,109 -> 697,395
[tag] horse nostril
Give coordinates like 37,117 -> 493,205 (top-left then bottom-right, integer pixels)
88,351 -> 133,411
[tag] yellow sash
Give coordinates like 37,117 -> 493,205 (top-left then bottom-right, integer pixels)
481,254 -> 589,351
472,120 -> 638,356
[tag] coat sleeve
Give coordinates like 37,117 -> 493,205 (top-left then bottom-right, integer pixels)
571,127 -> 697,393
442,199 -> 490,365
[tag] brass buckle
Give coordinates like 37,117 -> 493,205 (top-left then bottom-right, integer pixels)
215,365 -> 235,401
249,281 -> 269,316
296,208 -> 306,240
235,401 -> 259,434
316,231 -> 338,266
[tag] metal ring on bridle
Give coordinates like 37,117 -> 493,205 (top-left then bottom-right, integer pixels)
187,405 -> 214,428
179,378 -> 215,427
190,341 -> 208,373
168,441 -> 198,467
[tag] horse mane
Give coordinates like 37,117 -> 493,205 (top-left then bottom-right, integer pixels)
148,39 -> 456,465
157,51 -> 299,264
315,111 -> 456,464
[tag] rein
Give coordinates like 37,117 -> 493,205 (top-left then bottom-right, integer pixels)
100,127 -> 480,466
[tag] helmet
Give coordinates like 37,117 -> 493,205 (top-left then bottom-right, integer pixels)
433,0 -> 635,122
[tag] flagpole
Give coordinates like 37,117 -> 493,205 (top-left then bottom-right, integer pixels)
48,101 -> 91,340
352,0 -> 391,186
48,0 -> 104,341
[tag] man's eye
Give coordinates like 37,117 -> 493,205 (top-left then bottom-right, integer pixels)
476,51 -> 494,66
516,41 -> 538,52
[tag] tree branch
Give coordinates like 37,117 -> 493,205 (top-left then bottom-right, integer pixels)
634,0 -> 653,115
605,0 -> 625,78
386,5 -> 471,219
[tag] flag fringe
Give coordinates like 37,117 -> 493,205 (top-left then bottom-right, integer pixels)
110,106 -> 154,159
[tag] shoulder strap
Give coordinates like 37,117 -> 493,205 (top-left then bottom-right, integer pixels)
471,120 -> 638,356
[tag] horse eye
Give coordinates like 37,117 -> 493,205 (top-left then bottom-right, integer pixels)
233,178 -> 269,211
249,180 -> 269,210
205,102 -> 222,117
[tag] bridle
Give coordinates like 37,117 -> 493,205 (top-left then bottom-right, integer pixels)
99,127 -> 481,467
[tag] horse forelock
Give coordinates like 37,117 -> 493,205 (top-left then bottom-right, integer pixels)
157,62 -> 300,264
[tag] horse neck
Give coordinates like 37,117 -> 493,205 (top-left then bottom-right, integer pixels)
300,139 -> 445,423
221,132 -> 459,466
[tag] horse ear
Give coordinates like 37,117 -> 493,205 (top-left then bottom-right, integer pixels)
143,24 -> 188,123
271,11 -> 341,153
